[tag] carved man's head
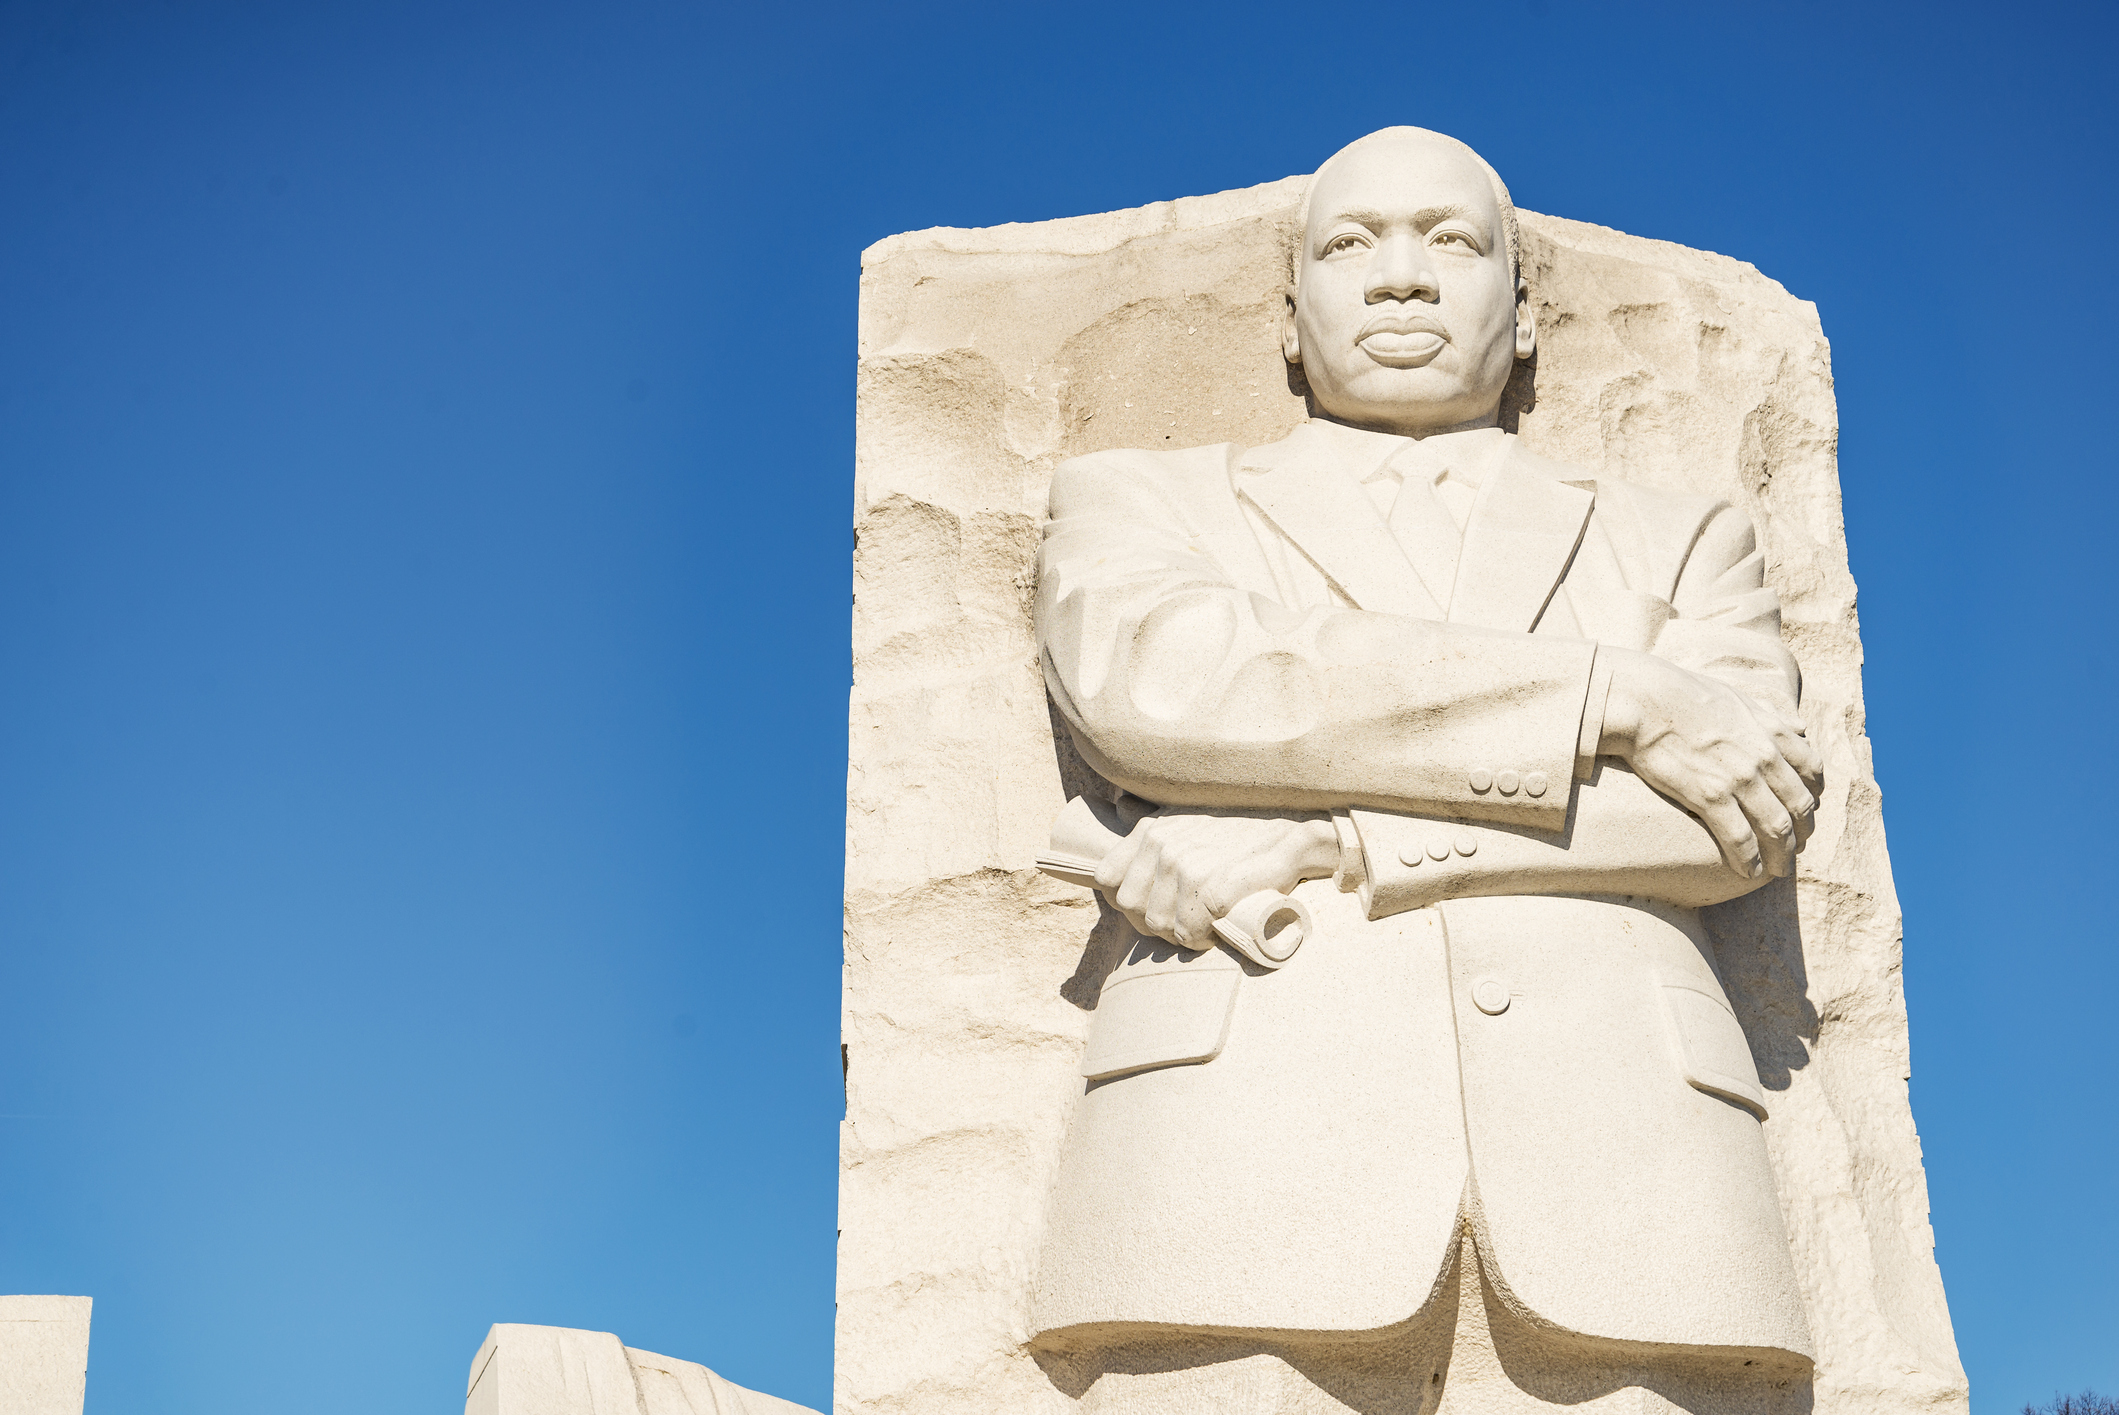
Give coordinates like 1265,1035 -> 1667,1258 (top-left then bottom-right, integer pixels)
1284,127 -> 1534,437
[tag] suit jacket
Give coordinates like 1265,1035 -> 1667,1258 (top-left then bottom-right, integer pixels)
1028,420 -> 1812,1366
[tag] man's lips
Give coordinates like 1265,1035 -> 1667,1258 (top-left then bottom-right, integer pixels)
1357,313 -> 1450,368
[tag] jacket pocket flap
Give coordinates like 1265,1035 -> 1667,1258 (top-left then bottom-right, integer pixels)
1083,961 -> 1241,1082
1661,982 -> 1768,1119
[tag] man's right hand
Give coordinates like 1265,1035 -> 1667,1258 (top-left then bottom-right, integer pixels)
1093,810 -> 1342,952
1598,647 -> 1823,880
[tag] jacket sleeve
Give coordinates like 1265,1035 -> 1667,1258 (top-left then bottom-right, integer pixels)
1036,449 -> 1596,830
1351,495 -> 1799,916
1350,765 -> 1759,915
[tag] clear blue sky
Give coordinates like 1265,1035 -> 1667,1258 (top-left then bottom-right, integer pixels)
0,2 -> 2111,1412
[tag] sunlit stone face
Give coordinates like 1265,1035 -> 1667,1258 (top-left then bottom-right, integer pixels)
1286,132 -> 1531,436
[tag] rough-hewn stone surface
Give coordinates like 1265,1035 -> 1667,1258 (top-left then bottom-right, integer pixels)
463,1324 -> 818,1415
842,177 -> 1964,1414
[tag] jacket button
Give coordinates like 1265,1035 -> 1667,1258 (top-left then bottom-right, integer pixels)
1426,838 -> 1451,862
1469,768 -> 1493,793
1399,845 -> 1424,867
1524,771 -> 1548,798
1454,833 -> 1478,857
1472,979 -> 1511,1015
1496,770 -> 1520,795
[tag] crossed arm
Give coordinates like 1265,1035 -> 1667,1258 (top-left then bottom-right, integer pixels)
1039,454 -> 1822,949
1091,664 -> 1822,950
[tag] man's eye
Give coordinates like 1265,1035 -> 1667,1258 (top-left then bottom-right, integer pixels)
1432,231 -> 1478,251
1324,234 -> 1369,254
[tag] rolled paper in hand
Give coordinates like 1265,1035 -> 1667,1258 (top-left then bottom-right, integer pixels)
1213,890 -> 1310,966
1034,795 -> 1311,969
1033,794 -> 1124,890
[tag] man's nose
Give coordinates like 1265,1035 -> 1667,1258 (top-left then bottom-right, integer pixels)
1366,233 -> 1438,303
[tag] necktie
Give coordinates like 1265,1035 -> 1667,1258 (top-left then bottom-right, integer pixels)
1381,443 -> 1469,616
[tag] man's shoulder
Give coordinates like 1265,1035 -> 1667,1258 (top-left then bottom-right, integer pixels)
1054,441 -> 1243,479
1047,441 -> 1244,518
1503,439 -> 1733,530
1496,436 -> 1585,485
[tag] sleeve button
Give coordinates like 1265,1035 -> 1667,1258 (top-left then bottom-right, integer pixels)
1399,845 -> 1424,867
1469,768 -> 1493,793
1524,771 -> 1548,798
1496,770 -> 1520,795
1426,838 -> 1451,862
1454,834 -> 1478,857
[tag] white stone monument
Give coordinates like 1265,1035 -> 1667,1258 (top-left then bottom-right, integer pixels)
843,128 -> 1964,1414
0,1295 -> 92,1415
464,1323 -> 819,1415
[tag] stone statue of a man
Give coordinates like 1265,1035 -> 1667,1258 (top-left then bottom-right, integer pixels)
1030,127 -> 1824,1414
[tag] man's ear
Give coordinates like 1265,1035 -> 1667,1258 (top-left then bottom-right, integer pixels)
1514,276 -> 1537,360
1282,282 -> 1303,366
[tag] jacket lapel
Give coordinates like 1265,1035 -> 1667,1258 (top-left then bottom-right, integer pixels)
1235,426 -> 1447,619
1447,445 -> 1596,632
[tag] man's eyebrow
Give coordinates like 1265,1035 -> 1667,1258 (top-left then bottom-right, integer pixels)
1322,205 -> 1390,227
1413,202 -> 1484,230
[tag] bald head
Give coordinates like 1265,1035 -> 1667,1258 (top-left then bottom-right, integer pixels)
1282,127 -> 1535,437
1296,127 -> 1521,282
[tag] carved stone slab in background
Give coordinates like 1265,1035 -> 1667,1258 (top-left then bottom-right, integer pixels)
0,1296 -> 92,1415
845,179 -> 1964,1414
464,1324 -> 819,1415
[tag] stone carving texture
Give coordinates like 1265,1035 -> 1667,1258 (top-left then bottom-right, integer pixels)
845,167 -> 1963,1413
464,1323 -> 819,1415
0,1295 -> 92,1415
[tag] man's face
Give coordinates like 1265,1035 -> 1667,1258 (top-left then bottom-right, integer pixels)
1286,134 -> 1532,436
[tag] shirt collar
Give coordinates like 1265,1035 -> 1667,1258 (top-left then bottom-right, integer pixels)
1284,417 -> 1511,488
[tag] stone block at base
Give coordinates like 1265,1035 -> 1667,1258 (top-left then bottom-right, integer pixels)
0,1296 -> 91,1415
465,1322 -> 818,1415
